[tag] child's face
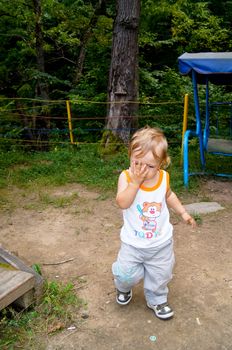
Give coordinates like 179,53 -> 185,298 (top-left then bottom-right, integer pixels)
131,150 -> 161,179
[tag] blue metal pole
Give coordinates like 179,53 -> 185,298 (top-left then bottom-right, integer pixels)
192,71 -> 205,168
204,77 -> 209,150
183,130 -> 190,187
183,130 -> 197,187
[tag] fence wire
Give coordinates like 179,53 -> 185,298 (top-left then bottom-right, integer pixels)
0,97 -> 190,149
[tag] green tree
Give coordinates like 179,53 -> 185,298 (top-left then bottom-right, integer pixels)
138,0 -> 231,104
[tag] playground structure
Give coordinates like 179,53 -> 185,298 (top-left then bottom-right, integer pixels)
178,52 -> 232,187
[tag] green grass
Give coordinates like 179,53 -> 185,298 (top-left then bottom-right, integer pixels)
193,213 -> 203,225
0,144 -> 128,191
0,280 -> 84,349
39,192 -> 79,208
0,144 -> 193,194
1,142 -> 231,203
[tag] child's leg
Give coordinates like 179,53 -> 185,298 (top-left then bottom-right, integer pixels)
112,242 -> 144,293
143,238 -> 175,306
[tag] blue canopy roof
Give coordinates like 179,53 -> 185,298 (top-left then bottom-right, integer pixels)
178,52 -> 232,84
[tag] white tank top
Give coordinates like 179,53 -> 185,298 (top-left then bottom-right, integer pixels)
120,169 -> 173,248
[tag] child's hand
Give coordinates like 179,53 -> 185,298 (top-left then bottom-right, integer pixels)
181,212 -> 197,228
129,160 -> 149,186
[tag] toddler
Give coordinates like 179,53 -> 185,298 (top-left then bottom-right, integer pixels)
112,126 -> 196,320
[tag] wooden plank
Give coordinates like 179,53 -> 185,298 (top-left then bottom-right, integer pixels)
0,268 -> 35,310
0,246 -> 44,300
14,289 -> 35,309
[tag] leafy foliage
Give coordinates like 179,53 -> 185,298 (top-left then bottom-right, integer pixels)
0,0 -> 232,147
0,280 -> 83,349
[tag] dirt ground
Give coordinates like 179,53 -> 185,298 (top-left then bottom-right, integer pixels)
1,178 -> 232,350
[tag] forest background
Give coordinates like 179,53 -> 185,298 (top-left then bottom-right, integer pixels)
1,0 -> 232,150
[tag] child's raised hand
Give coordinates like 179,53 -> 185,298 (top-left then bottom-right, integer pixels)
129,160 -> 149,186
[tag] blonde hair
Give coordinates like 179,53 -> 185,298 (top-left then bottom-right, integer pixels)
128,126 -> 171,168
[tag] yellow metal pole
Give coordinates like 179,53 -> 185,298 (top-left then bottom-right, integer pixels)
181,94 -> 189,164
66,100 -> 74,144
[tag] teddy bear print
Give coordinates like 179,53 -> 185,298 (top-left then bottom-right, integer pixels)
137,202 -> 162,233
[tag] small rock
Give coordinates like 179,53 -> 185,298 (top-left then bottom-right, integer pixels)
81,312 -> 89,319
184,202 -> 224,215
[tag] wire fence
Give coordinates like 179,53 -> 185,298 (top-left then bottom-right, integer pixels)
0,97 -> 192,150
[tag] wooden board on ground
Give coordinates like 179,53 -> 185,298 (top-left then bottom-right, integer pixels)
0,246 -> 44,310
0,268 -> 35,310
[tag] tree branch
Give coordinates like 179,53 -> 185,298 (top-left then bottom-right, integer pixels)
73,0 -> 107,84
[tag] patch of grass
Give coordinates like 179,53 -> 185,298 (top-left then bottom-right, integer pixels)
0,196 -> 11,210
0,144 -> 201,217
193,213 -> 203,225
0,144 -> 191,196
95,193 -> 110,201
41,280 -> 81,318
2,142 -> 230,200
0,145 -> 128,192
39,192 -> 79,208
0,280 -> 84,349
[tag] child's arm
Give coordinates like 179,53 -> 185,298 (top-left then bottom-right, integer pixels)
166,189 -> 196,228
116,162 -> 149,209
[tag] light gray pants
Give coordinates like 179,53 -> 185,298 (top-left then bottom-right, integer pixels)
112,238 -> 175,305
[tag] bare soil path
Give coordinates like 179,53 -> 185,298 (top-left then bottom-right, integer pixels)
1,179 -> 232,350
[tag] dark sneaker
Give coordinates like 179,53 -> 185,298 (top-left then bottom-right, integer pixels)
116,289 -> 132,305
147,302 -> 174,320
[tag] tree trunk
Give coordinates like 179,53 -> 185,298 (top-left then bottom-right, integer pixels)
106,0 -> 140,144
